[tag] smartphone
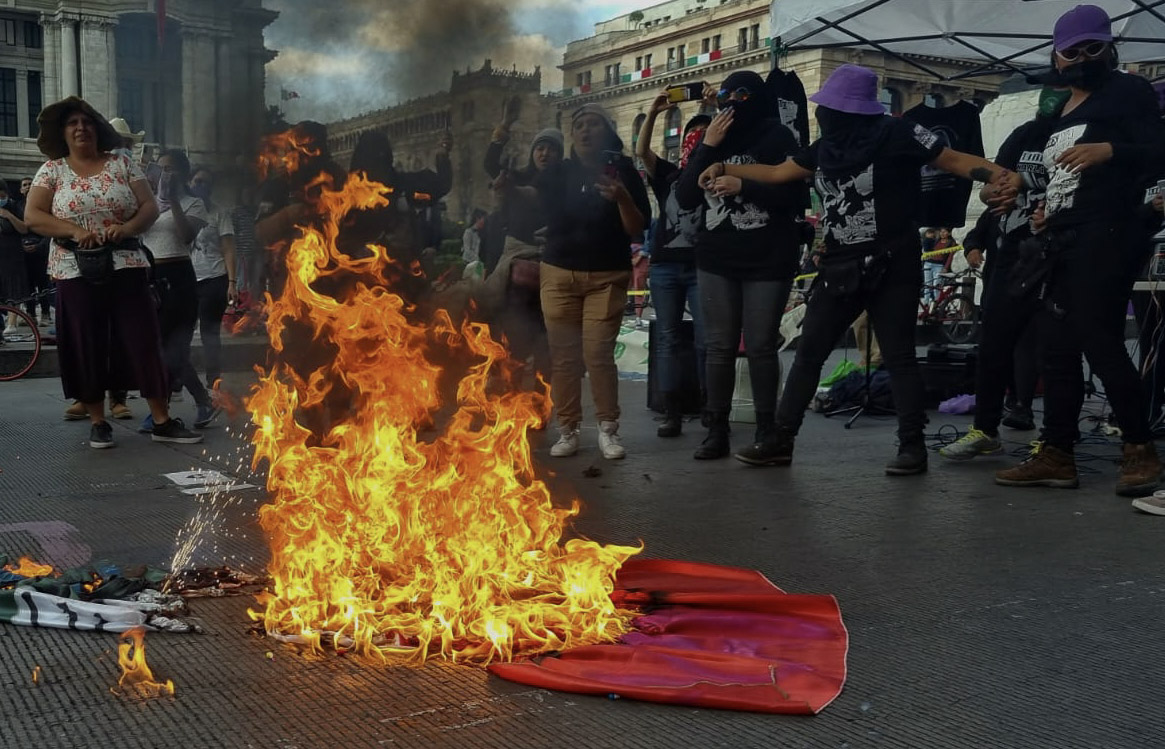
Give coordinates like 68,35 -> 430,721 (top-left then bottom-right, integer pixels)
665,82 -> 707,104
601,150 -> 621,180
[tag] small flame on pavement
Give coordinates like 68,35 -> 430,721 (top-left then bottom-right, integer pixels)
31,665 -> 40,684
4,557 -> 56,577
111,627 -> 175,699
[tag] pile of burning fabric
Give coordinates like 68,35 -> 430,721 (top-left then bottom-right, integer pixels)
0,556 -> 263,634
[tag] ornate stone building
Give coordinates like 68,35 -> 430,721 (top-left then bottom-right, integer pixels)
558,0 -> 1006,164
0,0 -> 275,180
327,60 -> 556,222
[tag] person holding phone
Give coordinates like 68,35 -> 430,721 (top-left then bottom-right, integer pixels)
523,103 -> 650,459
675,70 -> 806,463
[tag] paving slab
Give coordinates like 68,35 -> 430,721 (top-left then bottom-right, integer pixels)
0,366 -> 1162,749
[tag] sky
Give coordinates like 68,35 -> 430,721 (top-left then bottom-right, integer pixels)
264,0 -> 665,122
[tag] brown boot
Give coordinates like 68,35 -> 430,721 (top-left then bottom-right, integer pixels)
63,400 -> 87,421
995,442 -> 1079,488
1116,442 -> 1162,497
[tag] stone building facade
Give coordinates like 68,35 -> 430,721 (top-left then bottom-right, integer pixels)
558,0 -> 1006,165
0,0 -> 274,181
327,61 -> 556,222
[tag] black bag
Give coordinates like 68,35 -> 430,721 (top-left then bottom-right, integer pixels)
1008,230 -> 1073,299
62,238 -> 143,286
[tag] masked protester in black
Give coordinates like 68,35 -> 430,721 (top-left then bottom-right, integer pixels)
675,70 -> 807,462
939,88 -> 1066,462
995,5 -> 1165,500
703,64 -> 1019,476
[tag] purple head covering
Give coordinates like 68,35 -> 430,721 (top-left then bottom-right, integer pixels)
1053,4 -> 1113,52
809,64 -> 885,116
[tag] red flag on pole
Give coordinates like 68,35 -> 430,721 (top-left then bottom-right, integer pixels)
157,0 -> 166,46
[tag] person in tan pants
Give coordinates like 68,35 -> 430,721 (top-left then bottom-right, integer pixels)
525,103 -> 650,459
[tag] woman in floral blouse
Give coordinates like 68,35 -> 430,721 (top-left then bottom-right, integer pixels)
24,96 -> 202,449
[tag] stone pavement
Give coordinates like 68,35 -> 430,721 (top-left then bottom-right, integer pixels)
0,367 -> 1162,749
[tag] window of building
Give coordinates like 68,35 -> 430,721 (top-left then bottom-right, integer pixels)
635,56 -> 642,71
26,69 -> 40,136
0,20 -> 14,46
924,92 -> 946,108
631,113 -> 646,150
613,62 -> 621,80
664,107 -> 683,144
880,87 -> 903,116
738,27 -> 749,52
751,24 -> 761,49
585,71 -> 592,86
604,65 -> 613,85
667,47 -> 676,70
0,68 -> 17,136
712,35 -> 721,52
644,53 -> 652,70
701,37 -> 710,54
23,21 -> 41,49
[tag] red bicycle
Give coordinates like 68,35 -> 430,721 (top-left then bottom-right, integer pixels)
919,268 -> 980,344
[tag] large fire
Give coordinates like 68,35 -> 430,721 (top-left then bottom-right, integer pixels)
247,147 -> 640,664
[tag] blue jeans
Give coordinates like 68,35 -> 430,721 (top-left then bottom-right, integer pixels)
650,261 -> 705,394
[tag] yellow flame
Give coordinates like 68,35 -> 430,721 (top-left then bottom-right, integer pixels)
4,557 -> 55,577
112,627 -> 175,698
247,164 -> 641,664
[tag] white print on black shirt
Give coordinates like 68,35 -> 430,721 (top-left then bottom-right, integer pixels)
1001,149 -> 1050,236
705,154 -> 770,232
1043,124 -> 1088,216
816,165 -> 877,246
919,124 -> 956,190
777,99 -> 802,146
911,123 -> 940,151
664,184 -> 701,249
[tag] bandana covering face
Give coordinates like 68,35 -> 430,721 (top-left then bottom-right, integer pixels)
679,128 -> 703,169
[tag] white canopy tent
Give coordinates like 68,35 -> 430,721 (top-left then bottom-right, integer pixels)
770,0 -> 1165,81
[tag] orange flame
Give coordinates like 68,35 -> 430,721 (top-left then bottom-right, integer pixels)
4,557 -> 55,577
112,627 -> 175,698
247,170 -> 641,664
256,129 -> 321,183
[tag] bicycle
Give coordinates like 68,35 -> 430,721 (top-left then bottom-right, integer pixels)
0,288 -> 54,381
919,268 -> 980,344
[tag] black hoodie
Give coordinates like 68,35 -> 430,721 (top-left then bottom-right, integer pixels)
676,71 -> 805,281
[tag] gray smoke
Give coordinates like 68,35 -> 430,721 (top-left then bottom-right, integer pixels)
266,0 -> 584,118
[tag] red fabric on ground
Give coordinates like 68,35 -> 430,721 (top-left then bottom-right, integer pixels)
489,559 -> 848,714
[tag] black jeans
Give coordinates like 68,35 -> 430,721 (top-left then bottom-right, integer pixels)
778,244 -> 927,442
698,269 -> 789,416
1040,225 -> 1149,450
973,251 -> 1043,434
155,260 -> 210,409
196,275 -> 230,387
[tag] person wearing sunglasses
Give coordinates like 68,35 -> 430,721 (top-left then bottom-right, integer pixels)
675,70 -> 809,462
699,64 -> 1020,475
996,4 -> 1165,502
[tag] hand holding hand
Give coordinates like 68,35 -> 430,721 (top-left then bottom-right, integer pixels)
698,163 -> 725,191
702,108 -> 734,147
1055,143 -> 1113,174
71,227 -> 99,249
709,175 -> 743,199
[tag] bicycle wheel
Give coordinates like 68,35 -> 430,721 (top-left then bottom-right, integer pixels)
936,294 -> 980,344
0,304 -> 41,381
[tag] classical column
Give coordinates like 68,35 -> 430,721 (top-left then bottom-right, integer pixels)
215,36 -> 233,157
15,69 -> 28,138
40,19 -> 60,104
59,20 -> 77,98
78,18 -> 116,116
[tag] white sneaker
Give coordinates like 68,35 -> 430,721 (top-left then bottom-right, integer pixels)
2,326 -> 17,337
550,425 -> 580,457
598,420 -> 626,460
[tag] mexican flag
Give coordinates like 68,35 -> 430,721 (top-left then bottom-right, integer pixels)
620,68 -> 652,84
686,50 -> 723,66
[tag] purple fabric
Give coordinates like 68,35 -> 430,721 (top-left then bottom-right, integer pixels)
809,64 -> 885,116
1054,4 -> 1112,51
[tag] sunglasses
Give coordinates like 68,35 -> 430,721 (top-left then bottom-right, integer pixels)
1055,40 -> 1109,62
717,87 -> 753,107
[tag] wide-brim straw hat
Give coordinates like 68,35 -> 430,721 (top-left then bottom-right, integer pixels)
36,96 -> 122,159
108,116 -> 145,144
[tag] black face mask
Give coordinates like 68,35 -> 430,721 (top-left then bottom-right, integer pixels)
1055,59 -> 1112,91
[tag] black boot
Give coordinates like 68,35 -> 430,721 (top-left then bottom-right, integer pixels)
694,413 -> 731,460
657,392 -> 683,438
734,414 -> 795,467
1001,404 -> 1036,431
885,437 -> 929,476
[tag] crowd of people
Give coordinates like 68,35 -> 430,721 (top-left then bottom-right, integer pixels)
4,4 -> 1163,515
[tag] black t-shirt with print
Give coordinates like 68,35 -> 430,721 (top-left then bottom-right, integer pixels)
1044,71 -> 1165,231
646,158 -> 701,266
536,155 -> 652,273
992,116 -> 1058,252
676,119 -> 805,281
903,101 -> 984,228
793,118 -> 945,257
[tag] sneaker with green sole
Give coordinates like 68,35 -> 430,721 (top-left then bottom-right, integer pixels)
939,427 -> 1003,461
